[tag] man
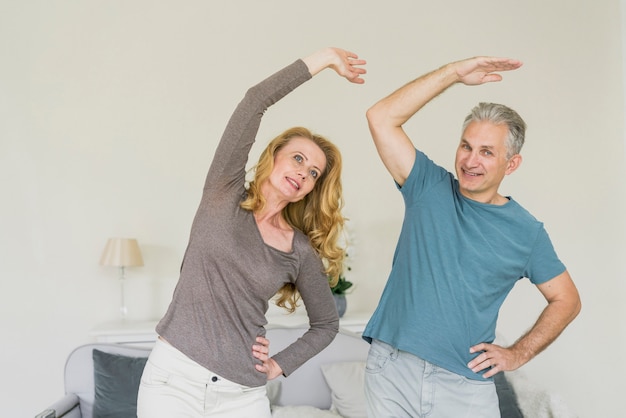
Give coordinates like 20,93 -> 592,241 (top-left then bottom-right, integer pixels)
362,56 -> 581,418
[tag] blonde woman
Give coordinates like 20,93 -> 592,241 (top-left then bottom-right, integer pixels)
137,47 -> 366,417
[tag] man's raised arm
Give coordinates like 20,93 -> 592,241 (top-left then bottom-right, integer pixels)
366,56 -> 523,186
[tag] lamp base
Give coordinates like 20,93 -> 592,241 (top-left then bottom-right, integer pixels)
119,273 -> 127,319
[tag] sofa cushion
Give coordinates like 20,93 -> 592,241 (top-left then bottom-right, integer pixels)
271,405 -> 342,417
321,362 -> 366,418
92,349 -> 148,418
495,372 -> 524,418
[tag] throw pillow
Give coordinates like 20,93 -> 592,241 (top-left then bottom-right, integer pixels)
320,362 -> 367,418
266,379 -> 282,406
494,372 -> 524,418
93,349 -> 148,418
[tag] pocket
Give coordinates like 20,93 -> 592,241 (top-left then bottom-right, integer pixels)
460,375 -> 495,387
140,359 -> 171,388
365,339 -> 396,374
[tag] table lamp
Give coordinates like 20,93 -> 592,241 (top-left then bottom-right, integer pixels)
99,238 -> 144,318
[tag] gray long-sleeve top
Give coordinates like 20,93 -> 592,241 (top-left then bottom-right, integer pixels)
156,59 -> 340,387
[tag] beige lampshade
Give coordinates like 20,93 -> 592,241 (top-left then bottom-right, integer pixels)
99,238 -> 144,267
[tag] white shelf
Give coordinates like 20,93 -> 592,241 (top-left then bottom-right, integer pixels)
266,310 -> 371,334
90,311 -> 372,345
89,319 -> 158,346
338,311 -> 372,334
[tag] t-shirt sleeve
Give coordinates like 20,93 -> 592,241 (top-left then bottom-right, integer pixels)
524,227 -> 566,285
399,149 -> 450,203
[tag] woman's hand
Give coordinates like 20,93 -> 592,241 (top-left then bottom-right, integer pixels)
303,47 -> 367,84
252,336 -> 283,380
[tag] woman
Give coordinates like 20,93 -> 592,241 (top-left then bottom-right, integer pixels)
137,47 -> 366,417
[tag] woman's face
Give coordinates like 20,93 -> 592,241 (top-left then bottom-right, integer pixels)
268,136 -> 327,202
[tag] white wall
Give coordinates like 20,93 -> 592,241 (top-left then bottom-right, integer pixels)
1,1 -> 623,417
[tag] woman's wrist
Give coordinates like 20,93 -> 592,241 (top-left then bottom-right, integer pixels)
302,47 -> 336,76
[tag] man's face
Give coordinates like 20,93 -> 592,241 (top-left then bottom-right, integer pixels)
454,120 -> 521,203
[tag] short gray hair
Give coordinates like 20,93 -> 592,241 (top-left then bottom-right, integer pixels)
462,102 -> 526,159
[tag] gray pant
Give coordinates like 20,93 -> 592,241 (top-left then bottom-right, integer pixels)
364,339 -> 500,418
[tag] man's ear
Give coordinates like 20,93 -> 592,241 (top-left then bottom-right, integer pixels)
505,154 -> 522,175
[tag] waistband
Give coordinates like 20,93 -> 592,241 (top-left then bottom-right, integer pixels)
150,337 -> 232,385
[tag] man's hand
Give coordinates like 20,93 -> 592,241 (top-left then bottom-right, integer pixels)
467,342 -> 524,379
450,56 -> 523,86
468,271 -> 580,379
252,336 -> 283,380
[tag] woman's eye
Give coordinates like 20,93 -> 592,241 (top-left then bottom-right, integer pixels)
310,170 -> 318,179
294,155 -> 303,163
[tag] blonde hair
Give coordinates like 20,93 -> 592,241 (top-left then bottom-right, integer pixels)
240,127 -> 346,312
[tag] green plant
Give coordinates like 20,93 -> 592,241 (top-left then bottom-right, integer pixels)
331,267 -> 353,295
331,246 -> 353,295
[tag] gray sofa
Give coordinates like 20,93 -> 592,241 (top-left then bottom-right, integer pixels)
37,325 -> 557,418
35,343 -> 151,418
35,326 -> 370,418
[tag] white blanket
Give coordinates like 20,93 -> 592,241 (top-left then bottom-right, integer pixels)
506,369 -> 578,418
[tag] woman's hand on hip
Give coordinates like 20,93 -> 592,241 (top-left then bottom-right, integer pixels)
253,336 -> 283,380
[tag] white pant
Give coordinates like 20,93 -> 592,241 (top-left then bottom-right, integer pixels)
138,338 -> 272,418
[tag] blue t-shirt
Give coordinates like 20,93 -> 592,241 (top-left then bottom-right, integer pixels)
362,150 -> 565,380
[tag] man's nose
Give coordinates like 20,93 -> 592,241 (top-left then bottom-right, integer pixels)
466,152 -> 480,166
